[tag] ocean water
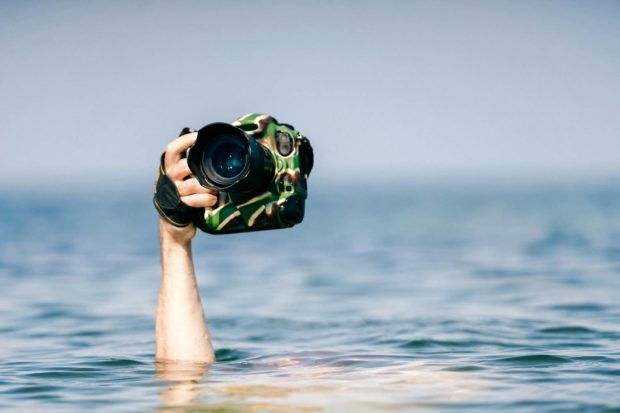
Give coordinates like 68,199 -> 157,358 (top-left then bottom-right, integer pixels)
0,182 -> 619,412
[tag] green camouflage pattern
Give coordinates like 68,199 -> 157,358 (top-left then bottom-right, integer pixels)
198,113 -> 311,234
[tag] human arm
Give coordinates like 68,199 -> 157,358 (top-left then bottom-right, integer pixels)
155,132 -> 218,363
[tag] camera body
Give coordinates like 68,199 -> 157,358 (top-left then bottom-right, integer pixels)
187,113 -> 313,234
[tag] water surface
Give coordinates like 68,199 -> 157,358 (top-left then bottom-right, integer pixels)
1,183 -> 619,412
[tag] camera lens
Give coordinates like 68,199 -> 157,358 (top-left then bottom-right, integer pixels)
187,123 -> 275,193
204,135 -> 248,182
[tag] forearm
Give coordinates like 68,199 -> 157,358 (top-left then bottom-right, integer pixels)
156,221 -> 214,363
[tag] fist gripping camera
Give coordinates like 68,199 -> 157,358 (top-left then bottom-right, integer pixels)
154,114 -> 314,234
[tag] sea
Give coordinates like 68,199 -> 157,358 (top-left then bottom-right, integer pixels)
1,181 -> 619,412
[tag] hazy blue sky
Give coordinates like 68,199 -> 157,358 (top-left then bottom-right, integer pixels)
1,0 -> 619,187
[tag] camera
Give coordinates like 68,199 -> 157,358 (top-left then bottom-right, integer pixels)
186,113 -> 313,234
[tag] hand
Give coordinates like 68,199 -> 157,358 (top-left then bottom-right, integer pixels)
159,131 -> 218,244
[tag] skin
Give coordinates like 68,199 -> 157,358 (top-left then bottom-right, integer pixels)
156,132 -> 218,363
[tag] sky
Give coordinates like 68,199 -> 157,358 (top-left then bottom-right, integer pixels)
1,0 -> 619,188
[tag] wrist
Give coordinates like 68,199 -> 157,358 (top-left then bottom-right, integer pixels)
159,218 -> 196,247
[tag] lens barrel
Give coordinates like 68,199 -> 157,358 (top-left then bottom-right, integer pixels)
187,123 -> 275,194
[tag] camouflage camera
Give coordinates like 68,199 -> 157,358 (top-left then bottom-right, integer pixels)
186,113 -> 314,234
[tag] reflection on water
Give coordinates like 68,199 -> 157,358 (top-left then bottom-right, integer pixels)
155,357 -> 485,413
156,360 -> 209,410
1,183 -> 620,412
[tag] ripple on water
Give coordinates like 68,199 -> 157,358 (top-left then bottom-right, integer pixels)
570,355 -> 617,364
550,303 -> 608,313
3,384 -> 64,395
398,338 -> 515,351
594,368 -> 620,377
89,358 -> 147,367
25,368 -> 104,380
71,330 -> 107,338
401,338 -> 470,349
215,348 -> 252,362
442,365 -> 486,372
493,354 -> 572,366
538,326 -> 596,334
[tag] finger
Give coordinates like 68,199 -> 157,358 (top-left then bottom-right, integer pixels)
167,158 -> 191,181
181,193 -> 218,208
164,132 -> 197,171
177,178 -> 217,197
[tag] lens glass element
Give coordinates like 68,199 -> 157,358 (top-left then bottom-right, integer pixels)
211,142 -> 246,178
203,134 -> 249,185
